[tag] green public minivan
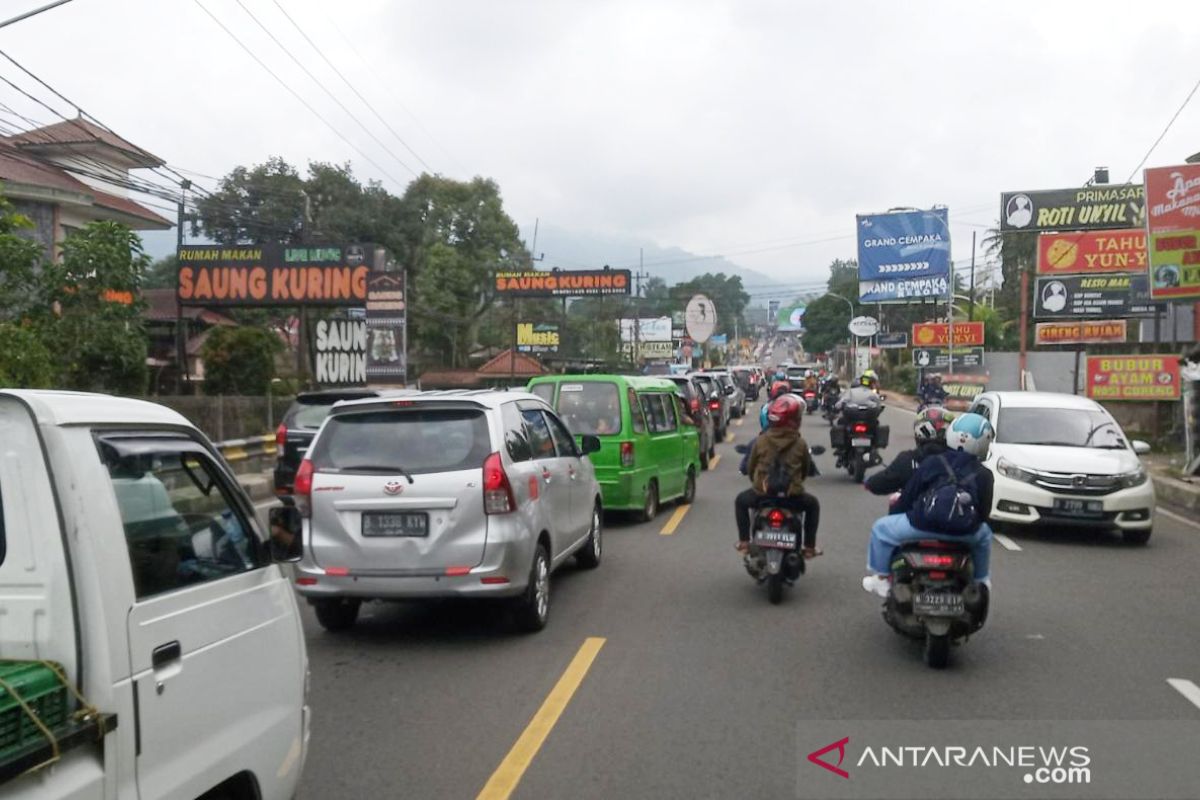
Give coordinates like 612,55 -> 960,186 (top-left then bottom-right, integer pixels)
527,375 -> 701,521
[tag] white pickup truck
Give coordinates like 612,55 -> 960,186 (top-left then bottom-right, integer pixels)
0,390 -> 308,799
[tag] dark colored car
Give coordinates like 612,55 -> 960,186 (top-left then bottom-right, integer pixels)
274,389 -> 381,496
730,366 -> 760,401
688,372 -> 728,441
668,375 -> 716,469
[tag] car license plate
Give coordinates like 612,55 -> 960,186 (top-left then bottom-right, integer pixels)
754,530 -> 796,549
851,437 -> 871,447
1052,498 -> 1104,517
913,592 -> 964,617
362,511 -> 429,537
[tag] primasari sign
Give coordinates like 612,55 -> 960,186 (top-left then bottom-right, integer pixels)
1086,355 -> 1181,401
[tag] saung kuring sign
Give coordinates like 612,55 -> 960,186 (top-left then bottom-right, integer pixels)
314,319 -> 366,386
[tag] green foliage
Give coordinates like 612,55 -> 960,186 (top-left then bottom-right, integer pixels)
887,362 -> 918,395
0,195 -> 43,322
669,273 -> 750,337
144,254 -> 178,289
192,157 -> 307,245
201,326 -> 281,395
40,222 -> 150,394
0,323 -> 55,388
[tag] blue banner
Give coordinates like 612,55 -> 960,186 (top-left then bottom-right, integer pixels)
709,334 -> 728,345
859,275 -> 950,303
856,209 -> 951,295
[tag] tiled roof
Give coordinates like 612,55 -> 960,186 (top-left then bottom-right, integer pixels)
92,188 -> 171,228
5,118 -> 164,167
142,288 -> 236,325
476,349 -> 547,377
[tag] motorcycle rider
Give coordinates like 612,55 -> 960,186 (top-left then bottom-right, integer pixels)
861,413 -> 995,598
865,407 -> 954,496
735,394 -> 822,559
918,373 -> 948,409
803,370 -> 820,394
859,369 -> 880,392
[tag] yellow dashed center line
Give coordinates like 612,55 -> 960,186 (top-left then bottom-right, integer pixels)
477,637 -> 607,800
659,503 -> 691,535
709,454 -> 721,470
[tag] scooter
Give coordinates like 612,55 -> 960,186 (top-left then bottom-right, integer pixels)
874,494 -> 989,668
802,389 -> 819,415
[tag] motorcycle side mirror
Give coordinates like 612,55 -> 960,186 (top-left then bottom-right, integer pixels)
809,445 -> 826,456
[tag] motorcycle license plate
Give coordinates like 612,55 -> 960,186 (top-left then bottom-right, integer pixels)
1052,498 -> 1103,517
754,530 -> 796,549
851,437 -> 871,447
913,592 -> 964,617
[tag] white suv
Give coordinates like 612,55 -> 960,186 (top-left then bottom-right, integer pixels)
288,390 -> 603,631
970,392 -> 1156,544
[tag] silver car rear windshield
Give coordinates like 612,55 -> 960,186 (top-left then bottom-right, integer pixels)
309,408 -> 492,474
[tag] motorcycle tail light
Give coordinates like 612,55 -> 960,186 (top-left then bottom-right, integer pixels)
767,509 -> 786,528
928,571 -> 948,580
709,400 -> 720,410
852,423 -> 869,434
920,553 -> 957,567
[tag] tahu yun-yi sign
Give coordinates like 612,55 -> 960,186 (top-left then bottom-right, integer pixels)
856,208 -> 950,301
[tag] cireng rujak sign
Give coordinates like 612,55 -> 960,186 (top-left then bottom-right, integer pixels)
1145,164 -> 1200,300
1000,186 -> 1145,233
1037,229 -> 1147,275
493,268 -> 631,297
176,244 -> 370,306
1035,319 -> 1128,346
856,208 -> 951,301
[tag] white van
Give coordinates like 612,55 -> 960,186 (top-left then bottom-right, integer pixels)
0,390 -> 309,799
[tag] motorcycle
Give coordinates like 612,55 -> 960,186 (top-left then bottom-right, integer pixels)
802,389 -> 819,415
820,388 -> 841,422
831,413 -> 889,483
735,444 -> 824,604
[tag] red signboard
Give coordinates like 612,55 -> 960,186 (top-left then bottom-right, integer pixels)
1145,164 -> 1200,300
912,322 -> 985,348
1036,229 -> 1147,274
1085,354 -> 1181,401
1034,319 -> 1128,346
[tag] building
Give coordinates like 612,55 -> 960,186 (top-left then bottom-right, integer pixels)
0,118 -> 171,259
142,288 -> 236,394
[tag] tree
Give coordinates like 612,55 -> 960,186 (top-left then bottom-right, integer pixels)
669,273 -> 750,338
40,222 -> 150,394
0,323 -> 54,388
201,326 -> 280,395
192,156 -> 307,245
802,294 -> 853,355
144,254 -> 178,289
0,194 -> 43,322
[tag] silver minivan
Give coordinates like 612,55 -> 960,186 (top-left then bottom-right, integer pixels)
287,390 -> 603,632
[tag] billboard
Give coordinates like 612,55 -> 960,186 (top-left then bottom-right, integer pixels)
912,321 -> 985,348
1086,355 -> 1181,401
1037,229 -> 1147,275
177,244 -> 370,306
619,317 -> 672,342
876,331 -> 909,349
941,374 -> 989,412
767,299 -> 781,321
314,319 -> 366,386
493,268 -> 631,297
1034,274 -> 1161,319
856,208 -> 950,301
776,302 -> 807,332
1000,186 -> 1145,233
638,341 -> 674,360
516,322 -> 559,353
913,347 -> 985,369
1145,164 -> 1200,300
365,271 -> 407,384
1035,320 -> 1128,346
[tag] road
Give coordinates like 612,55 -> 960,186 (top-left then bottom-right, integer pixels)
288,402 -> 1200,799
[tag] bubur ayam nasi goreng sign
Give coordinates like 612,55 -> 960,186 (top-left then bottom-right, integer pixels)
176,244 -> 372,305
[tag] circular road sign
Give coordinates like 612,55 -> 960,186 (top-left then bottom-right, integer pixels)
848,315 -> 880,337
685,294 -> 716,343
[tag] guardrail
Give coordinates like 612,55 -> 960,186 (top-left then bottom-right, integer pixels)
216,434 -> 276,476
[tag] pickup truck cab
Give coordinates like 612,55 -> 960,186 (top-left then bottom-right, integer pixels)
0,390 -> 308,799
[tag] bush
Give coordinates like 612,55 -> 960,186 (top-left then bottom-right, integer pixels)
202,326 -> 281,396
0,323 -> 55,388
888,362 -> 918,395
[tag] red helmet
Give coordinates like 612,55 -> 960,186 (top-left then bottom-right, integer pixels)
769,380 -> 792,400
766,394 -> 802,430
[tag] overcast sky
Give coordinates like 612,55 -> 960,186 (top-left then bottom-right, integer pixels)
3,0 -> 1198,289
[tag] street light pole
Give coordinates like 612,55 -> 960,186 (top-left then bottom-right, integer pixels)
826,292 -> 856,376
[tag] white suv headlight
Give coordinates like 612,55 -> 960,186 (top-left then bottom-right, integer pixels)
996,457 -> 1037,484
1116,466 -> 1148,488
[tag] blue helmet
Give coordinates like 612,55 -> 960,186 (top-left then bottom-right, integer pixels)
946,413 -> 995,459
759,403 -> 770,431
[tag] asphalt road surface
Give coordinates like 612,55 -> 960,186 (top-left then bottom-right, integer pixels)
288,402 -> 1200,799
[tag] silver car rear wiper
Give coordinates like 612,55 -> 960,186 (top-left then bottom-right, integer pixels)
337,465 -> 415,483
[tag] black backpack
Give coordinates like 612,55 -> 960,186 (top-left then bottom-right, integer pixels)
764,440 -> 800,496
910,455 -> 981,534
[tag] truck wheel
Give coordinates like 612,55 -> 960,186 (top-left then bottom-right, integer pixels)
513,544 -> 550,632
314,598 -> 361,632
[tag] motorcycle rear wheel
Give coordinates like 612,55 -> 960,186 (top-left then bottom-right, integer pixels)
851,456 -> 866,483
924,632 -> 951,669
767,573 -> 784,604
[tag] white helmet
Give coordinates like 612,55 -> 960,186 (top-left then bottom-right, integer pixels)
946,412 -> 995,459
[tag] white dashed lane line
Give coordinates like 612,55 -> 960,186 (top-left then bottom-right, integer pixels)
1167,679 -> 1200,712
993,532 -> 1022,551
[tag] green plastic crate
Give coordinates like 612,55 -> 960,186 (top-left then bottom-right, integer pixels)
0,661 -> 69,760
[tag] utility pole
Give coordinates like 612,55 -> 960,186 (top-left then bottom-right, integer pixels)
968,230 -> 977,322
513,219 -> 543,383
175,179 -> 190,394
632,249 -> 650,369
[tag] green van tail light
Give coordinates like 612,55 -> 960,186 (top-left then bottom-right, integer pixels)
620,441 -> 635,468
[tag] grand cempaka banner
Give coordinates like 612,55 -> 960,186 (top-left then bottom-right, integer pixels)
177,244 -> 370,306
856,208 -> 950,302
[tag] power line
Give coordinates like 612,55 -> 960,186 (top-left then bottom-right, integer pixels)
268,0 -> 434,174
228,0 -> 418,179
1126,69 -> 1200,182
191,0 -> 408,190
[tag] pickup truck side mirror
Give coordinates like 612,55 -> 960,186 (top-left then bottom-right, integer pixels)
580,434 -> 602,455
268,506 -> 303,562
